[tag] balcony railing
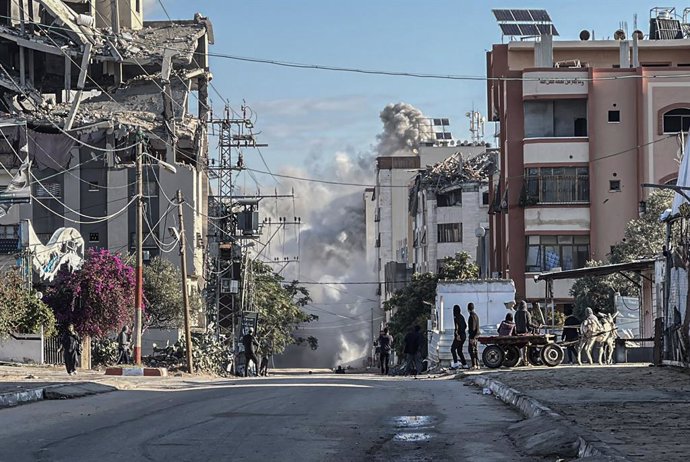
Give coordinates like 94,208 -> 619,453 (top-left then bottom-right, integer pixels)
521,175 -> 589,205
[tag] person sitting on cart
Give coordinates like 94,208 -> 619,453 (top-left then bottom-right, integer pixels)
497,312 -> 516,336
515,301 -> 540,335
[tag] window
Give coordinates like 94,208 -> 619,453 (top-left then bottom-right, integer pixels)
663,108 -> 690,134
482,191 -> 490,206
437,189 -> 462,207
130,178 -> 159,197
438,223 -> 462,243
0,225 -> 18,239
88,181 -> 99,192
526,235 -> 590,272
524,167 -> 589,204
610,180 -> 621,192
608,110 -> 620,123
89,233 -> 99,243
34,182 -> 62,199
524,99 -> 588,138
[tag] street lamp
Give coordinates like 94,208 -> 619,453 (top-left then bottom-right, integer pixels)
133,139 -> 177,366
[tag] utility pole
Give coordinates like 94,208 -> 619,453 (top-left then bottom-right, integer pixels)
176,190 -> 194,373
134,139 -> 143,365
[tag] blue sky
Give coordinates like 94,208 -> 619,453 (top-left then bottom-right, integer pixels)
148,1 -> 667,180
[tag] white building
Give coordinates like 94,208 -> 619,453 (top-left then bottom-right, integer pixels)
409,151 -> 494,275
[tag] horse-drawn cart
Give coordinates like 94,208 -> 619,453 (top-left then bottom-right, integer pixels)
477,334 -> 564,368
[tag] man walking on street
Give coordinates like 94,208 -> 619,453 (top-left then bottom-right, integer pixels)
117,325 -> 131,364
450,305 -> 467,369
241,328 -> 260,377
467,303 -> 480,369
403,325 -> 422,377
378,327 -> 393,375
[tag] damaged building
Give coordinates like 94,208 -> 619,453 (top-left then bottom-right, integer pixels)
408,150 -> 495,276
0,1 -> 212,304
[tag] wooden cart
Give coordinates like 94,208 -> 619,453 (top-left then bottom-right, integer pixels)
476,334 -> 564,368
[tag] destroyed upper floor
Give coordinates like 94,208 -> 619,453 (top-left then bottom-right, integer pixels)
0,0 -> 213,164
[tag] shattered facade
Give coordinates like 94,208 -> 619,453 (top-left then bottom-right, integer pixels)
408,150 -> 494,275
0,1 -> 212,306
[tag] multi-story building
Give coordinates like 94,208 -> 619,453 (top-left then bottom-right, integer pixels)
366,118 -> 491,318
487,9 -> 690,306
409,151 -> 494,276
0,1 -> 211,300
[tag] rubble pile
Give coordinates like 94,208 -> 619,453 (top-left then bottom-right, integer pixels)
145,330 -> 233,376
417,151 -> 495,193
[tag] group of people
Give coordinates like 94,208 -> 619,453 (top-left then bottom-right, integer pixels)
375,324 -> 426,377
449,303 -> 481,370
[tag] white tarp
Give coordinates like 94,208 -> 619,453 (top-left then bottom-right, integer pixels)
671,136 -> 690,215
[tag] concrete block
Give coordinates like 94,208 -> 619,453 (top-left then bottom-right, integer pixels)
43,382 -> 116,400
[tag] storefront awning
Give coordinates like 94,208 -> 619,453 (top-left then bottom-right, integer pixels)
535,259 -> 656,282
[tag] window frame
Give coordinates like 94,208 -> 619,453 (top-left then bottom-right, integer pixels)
526,235 -> 590,272
662,108 -> 690,134
437,223 -> 462,243
524,167 -> 590,204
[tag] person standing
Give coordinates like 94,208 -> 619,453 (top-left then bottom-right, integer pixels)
117,325 -> 131,364
562,306 -> 580,364
241,328 -> 260,377
378,327 -> 394,375
58,324 -> 81,375
450,305 -> 467,369
467,303 -> 480,369
403,325 -> 422,377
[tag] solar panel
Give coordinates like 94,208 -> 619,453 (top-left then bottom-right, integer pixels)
529,9 -> 552,22
519,24 -> 540,36
512,10 -> 533,21
499,23 -> 522,36
443,132 -> 452,140
536,24 -> 559,35
492,9 -> 515,21
433,118 -> 443,126
441,118 -> 449,126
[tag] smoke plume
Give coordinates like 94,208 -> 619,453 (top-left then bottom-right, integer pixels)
261,102 -> 427,368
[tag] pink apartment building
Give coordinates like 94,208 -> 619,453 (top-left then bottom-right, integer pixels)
487,25 -> 690,305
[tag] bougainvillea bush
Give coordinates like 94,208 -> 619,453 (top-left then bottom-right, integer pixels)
45,248 -> 135,337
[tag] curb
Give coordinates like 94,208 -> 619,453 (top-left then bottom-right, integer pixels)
105,367 -> 167,377
0,387 -> 44,408
466,374 -> 632,461
0,382 -> 116,408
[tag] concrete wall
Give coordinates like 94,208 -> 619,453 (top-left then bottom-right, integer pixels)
524,207 -> 590,233
0,333 -> 43,363
524,140 -> 589,164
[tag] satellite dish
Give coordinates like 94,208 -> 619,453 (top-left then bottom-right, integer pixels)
633,30 -> 644,40
579,30 -> 591,40
614,29 -> 626,40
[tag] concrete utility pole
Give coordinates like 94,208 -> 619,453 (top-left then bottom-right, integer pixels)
134,139 -> 144,365
177,190 -> 194,373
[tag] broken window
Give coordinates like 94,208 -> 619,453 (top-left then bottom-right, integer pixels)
437,189 -> 462,207
34,182 -> 62,199
524,99 -> 588,138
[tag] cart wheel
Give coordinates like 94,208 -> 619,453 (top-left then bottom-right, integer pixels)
482,345 -> 505,369
541,344 -> 564,367
502,345 -> 520,368
527,346 -> 542,366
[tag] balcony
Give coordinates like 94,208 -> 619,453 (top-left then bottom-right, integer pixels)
520,173 -> 589,206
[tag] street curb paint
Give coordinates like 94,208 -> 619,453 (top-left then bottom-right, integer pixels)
465,375 -> 632,461
0,387 -> 44,408
104,367 -> 167,376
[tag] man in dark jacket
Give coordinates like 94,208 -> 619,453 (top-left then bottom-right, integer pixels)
378,327 -> 394,375
562,306 -> 581,364
515,301 -> 539,334
241,328 -> 260,377
58,324 -> 81,375
467,303 -> 480,369
403,325 -> 423,376
450,305 -> 467,369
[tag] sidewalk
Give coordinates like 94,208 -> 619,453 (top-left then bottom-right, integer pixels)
464,364 -> 690,461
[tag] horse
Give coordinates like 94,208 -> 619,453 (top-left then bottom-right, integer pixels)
577,311 -> 618,365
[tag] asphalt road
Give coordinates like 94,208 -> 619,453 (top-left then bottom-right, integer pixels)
0,373 -> 533,462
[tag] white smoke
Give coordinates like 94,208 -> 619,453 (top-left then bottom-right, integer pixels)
261,102 -> 428,368
376,102 -> 432,157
